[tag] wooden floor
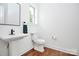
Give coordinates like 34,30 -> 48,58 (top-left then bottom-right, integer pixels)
22,47 -> 76,56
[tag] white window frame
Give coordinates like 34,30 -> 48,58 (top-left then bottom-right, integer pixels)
29,5 -> 38,24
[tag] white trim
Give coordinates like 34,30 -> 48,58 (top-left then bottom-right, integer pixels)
19,47 -> 33,56
45,45 -> 79,56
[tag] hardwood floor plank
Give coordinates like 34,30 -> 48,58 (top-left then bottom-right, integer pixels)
22,47 -> 76,56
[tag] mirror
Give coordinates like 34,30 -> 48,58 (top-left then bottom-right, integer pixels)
0,3 -> 20,26
0,4 -> 5,24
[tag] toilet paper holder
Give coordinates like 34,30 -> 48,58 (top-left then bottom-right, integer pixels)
51,33 -> 56,40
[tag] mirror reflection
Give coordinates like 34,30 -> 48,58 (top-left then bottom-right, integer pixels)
0,3 -> 20,26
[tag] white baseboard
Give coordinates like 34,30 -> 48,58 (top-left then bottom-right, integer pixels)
45,45 -> 79,56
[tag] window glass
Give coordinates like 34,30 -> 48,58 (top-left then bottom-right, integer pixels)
29,5 -> 38,24
29,6 -> 35,24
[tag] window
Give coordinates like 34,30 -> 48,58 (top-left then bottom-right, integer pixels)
29,5 -> 37,24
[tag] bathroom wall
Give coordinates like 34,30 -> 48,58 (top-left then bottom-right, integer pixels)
0,3 -> 33,55
0,3 -> 28,35
38,3 -> 79,54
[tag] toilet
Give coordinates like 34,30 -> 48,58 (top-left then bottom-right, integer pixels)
31,33 -> 45,52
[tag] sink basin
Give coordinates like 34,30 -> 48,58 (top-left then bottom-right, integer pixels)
0,34 -> 29,42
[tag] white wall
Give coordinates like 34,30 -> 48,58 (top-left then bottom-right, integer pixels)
0,3 -> 30,35
38,3 -> 79,54
0,3 -> 33,56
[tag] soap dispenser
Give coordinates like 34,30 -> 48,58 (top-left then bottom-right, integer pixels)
23,22 -> 28,34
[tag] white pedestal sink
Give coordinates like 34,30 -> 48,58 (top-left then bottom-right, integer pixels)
0,34 -> 29,42
0,34 -> 29,56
